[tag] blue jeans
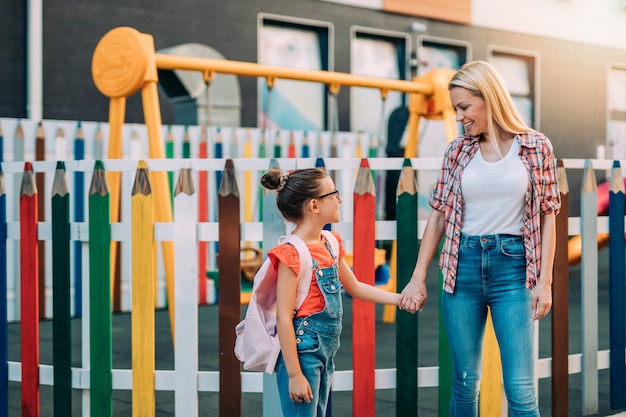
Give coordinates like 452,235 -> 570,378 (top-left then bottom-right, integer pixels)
276,252 -> 342,417
441,234 -> 539,417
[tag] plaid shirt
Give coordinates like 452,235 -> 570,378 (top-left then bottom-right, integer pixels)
430,131 -> 561,293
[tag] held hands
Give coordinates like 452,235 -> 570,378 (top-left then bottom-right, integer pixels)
289,371 -> 313,403
399,278 -> 428,314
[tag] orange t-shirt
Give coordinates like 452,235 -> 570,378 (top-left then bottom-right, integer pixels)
267,231 -> 345,318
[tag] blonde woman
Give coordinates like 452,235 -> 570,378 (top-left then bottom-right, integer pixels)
400,61 -> 560,416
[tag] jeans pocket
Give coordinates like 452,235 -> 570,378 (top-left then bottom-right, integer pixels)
501,241 -> 525,257
320,280 -> 343,318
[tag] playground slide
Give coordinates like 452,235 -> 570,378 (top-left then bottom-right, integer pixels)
568,179 -> 625,265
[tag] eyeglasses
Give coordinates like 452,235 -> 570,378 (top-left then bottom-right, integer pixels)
317,189 -> 340,200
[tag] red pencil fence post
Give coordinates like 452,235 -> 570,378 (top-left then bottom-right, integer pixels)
20,162 -> 40,417
352,159 -> 377,417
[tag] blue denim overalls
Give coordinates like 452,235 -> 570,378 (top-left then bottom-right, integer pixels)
275,239 -> 342,417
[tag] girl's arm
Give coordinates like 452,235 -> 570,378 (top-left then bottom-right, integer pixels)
275,262 -> 313,403
338,258 -> 400,305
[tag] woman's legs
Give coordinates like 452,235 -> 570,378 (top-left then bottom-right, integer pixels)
441,236 -> 488,417
488,234 -> 539,416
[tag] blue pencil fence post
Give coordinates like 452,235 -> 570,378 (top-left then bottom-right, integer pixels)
262,158 -> 284,417
0,168 -> 7,417
608,160 -> 626,410
73,122 -> 85,317
581,159 -> 598,415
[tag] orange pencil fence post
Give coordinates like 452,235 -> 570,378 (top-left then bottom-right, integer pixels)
352,159 -> 377,417
131,160 -> 156,417
20,162 -> 40,417
218,159 -> 241,417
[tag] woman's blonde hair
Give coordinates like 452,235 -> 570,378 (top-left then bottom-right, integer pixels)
449,61 -> 532,155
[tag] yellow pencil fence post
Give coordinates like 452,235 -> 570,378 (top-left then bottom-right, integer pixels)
131,160 -> 156,417
480,310 -> 504,416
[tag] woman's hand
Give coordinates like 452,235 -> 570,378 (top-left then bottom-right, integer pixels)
289,371 -> 313,403
532,278 -> 552,320
399,278 -> 428,313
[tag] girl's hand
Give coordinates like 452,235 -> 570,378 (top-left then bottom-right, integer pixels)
289,372 -> 313,403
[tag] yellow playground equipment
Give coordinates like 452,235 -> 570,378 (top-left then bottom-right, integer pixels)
91,26 -> 458,328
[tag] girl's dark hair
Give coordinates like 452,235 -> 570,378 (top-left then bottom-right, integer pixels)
260,168 -> 328,222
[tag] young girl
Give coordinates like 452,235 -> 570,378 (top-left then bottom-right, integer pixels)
261,167 -> 421,417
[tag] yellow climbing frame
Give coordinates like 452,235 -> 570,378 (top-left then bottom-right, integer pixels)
91,26 -> 457,339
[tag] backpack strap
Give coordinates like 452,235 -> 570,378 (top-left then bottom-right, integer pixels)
321,230 -> 339,260
278,234 -> 313,310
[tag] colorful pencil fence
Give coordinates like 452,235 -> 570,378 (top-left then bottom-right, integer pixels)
0,117 -> 626,416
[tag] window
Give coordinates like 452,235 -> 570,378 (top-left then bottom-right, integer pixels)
257,14 -> 333,131
350,27 -> 410,147
488,48 -> 539,129
607,65 -> 626,160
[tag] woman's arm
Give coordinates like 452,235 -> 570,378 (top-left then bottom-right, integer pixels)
275,262 -> 313,402
532,211 -> 556,320
338,259 -> 401,305
399,209 -> 445,312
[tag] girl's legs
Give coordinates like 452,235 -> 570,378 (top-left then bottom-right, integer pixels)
275,319 -> 340,417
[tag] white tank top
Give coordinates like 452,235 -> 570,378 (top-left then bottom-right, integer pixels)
461,140 -> 528,236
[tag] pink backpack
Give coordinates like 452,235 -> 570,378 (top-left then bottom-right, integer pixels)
234,231 -> 339,373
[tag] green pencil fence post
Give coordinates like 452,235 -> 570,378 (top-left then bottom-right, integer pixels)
438,239 -> 451,417
52,161 -> 72,416
396,158 -> 419,416
89,160 -> 112,417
